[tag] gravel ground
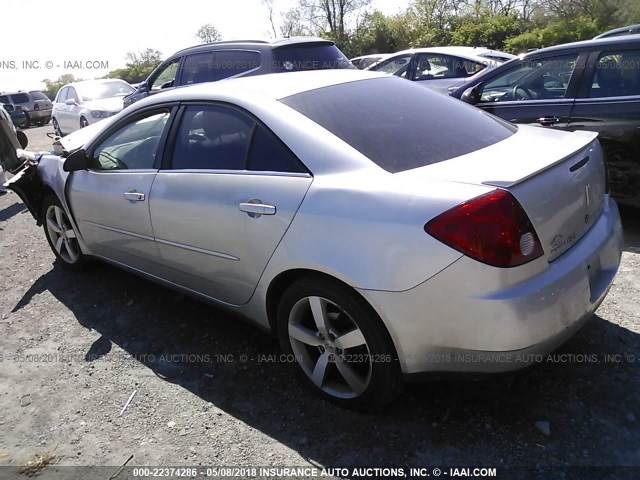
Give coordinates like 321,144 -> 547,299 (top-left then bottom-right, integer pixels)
0,126 -> 639,479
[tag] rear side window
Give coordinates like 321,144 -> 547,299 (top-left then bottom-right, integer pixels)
171,105 -> 253,170
589,49 -> 640,97
29,91 -> 49,100
248,126 -> 307,173
10,93 -> 29,104
213,51 -> 261,80
272,44 -> 352,71
281,77 -> 516,173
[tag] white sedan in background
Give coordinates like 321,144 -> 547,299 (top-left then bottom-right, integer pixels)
366,46 -> 515,93
52,79 -> 135,136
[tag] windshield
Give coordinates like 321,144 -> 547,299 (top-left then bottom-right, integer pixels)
77,81 -> 135,101
281,77 -> 516,173
272,44 -> 353,71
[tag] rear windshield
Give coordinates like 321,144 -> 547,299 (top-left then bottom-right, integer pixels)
10,93 -> 29,104
280,77 -> 516,173
29,91 -> 49,100
272,44 -> 353,72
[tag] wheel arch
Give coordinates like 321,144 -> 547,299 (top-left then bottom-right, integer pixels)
265,268 -> 401,360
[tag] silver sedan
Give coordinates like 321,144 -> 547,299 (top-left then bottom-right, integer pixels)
3,70 -> 623,411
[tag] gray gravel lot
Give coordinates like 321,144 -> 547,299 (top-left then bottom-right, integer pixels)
0,126 -> 639,479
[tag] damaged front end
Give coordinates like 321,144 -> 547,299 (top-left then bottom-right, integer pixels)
1,109 -> 59,225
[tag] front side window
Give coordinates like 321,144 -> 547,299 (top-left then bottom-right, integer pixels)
412,54 -> 485,81
171,105 -> 253,170
480,54 -> 578,102
0,95 -> 9,104
56,88 -> 68,103
92,111 -> 170,170
151,60 -> 180,91
67,87 -> 79,103
281,77 -> 516,173
589,49 -> 640,98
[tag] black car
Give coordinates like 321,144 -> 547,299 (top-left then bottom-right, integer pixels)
450,34 -> 640,207
123,37 -> 353,107
1,103 -> 28,129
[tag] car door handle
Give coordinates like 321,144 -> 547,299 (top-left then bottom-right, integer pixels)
537,116 -> 561,126
123,191 -> 145,202
239,201 -> 276,217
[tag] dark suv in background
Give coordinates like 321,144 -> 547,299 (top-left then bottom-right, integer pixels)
450,34 -> 640,207
0,91 -> 52,127
123,37 -> 353,107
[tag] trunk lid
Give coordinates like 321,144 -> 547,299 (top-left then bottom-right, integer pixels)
409,126 -> 606,262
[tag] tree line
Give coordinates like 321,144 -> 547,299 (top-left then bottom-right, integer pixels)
279,0 -> 640,57
41,0 -> 640,99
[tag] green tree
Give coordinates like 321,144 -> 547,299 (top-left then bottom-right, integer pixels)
105,49 -> 163,84
196,24 -> 222,44
450,12 -> 523,50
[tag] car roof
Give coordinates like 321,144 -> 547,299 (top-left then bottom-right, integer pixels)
62,79 -> 130,88
170,36 -> 334,58
137,69 -> 388,105
380,47 -> 499,64
594,24 -> 640,39
521,33 -> 640,56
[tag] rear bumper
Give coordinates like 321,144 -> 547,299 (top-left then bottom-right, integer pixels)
27,110 -> 52,121
359,198 -> 623,375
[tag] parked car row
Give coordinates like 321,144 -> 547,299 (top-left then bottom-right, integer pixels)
450,34 -> 640,208
2,69 -> 623,411
0,90 -> 52,128
1,30 -> 635,411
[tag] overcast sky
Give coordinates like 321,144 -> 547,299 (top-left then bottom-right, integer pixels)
0,0 -> 409,92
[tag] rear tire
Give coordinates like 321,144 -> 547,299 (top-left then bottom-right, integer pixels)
277,275 -> 403,411
42,194 -> 86,270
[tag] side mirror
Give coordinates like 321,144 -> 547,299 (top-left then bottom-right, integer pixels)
16,130 -> 28,149
63,149 -> 89,172
65,98 -> 78,106
461,85 -> 481,105
138,80 -> 148,92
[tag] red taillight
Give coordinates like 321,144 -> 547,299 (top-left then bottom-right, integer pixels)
34,102 -> 40,110
425,189 -> 544,268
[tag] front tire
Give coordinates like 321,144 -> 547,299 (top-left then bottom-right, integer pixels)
277,276 -> 403,411
52,118 -> 63,136
42,195 -> 86,270
80,117 -> 89,129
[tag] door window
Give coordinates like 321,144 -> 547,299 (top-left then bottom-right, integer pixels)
480,54 -> 578,102
412,54 -> 485,81
67,87 -> 79,103
56,88 -> 68,103
171,105 -> 253,170
370,54 -> 412,77
182,53 -> 216,85
91,111 -> 170,170
589,49 -> 640,98
151,60 -> 180,91
212,51 -> 261,80
248,126 -> 307,173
